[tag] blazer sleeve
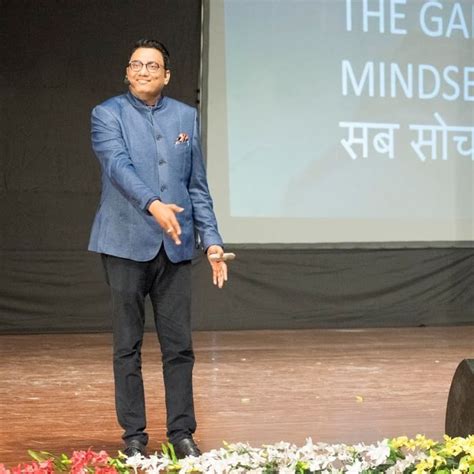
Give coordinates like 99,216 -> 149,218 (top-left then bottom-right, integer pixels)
91,105 -> 158,212
188,110 -> 224,250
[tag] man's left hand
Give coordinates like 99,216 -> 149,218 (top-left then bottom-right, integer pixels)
207,245 -> 228,289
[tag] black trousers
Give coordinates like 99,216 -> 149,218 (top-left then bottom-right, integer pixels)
101,247 -> 196,446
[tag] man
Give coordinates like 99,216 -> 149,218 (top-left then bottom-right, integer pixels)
88,39 -> 227,458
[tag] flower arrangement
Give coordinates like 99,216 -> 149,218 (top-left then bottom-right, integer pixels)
0,449 -> 128,474
1,435 -> 474,473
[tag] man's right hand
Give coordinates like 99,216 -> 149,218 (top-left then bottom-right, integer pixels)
148,200 -> 184,245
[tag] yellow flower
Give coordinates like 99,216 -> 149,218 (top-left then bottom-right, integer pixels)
390,436 -> 409,449
439,436 -> 464,457
429,449 -> 446,468
442,436 -> 474,459
390,434 -> 438,460
414,450 -> 446,473
414,434 -> 437,450
458,454 -> 474,472
414,458 -> 432,473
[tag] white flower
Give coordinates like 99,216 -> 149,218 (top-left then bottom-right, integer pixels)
118,436 -> 440,473
366,440 -> 391,465
136,453 -> 174,474
386,452 -> 421,474
278,467 -> 297,474
307,454 -> 337,471
345,459 -> 367,474
124,453 -> 144,469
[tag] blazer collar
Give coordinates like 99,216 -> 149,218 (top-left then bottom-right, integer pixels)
126,91 -> 167,111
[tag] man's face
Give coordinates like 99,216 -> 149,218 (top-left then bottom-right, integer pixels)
126,47 -> 170,101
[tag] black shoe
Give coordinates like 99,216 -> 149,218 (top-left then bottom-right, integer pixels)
173,437 -> 202,458
123,439 -> 147,457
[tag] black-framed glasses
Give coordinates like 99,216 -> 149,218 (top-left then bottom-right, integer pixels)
128,60 -> 163,73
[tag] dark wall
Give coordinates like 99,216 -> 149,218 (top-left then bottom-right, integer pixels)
0,0 -> 204,332
0,0 -> 202,253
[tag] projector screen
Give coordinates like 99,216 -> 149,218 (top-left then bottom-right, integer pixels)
204,0 -> 473,243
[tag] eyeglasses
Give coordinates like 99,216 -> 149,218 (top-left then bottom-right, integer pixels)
128,60 -> 164,73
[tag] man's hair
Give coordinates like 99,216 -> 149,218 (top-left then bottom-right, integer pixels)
129,39 -> 171,70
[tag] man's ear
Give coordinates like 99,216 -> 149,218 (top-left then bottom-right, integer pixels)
164,70 -> 171,86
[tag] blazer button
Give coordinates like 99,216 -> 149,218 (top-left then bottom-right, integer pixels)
159,159 -> 166,165
156,134 -> 162,140
160,184 -> 167,192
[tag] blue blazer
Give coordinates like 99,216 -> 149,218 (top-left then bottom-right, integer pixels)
88,92 -> 223,262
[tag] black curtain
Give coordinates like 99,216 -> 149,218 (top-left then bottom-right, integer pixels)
0,0 -> 202,332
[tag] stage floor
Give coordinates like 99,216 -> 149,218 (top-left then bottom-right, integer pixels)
1,326 -> 473,465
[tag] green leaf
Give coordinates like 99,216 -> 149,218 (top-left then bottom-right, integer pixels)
161,442 -> 179,464
109,456 -> 130,473
168,442 -> 178,463
28,450 -> 54,462
117,450 -> 128,460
